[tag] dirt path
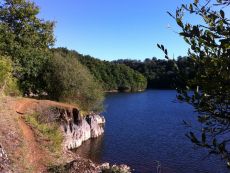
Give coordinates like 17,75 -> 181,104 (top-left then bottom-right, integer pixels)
15,98 -> 77,114
14,98 -> 78,173
18,117 -> 46,173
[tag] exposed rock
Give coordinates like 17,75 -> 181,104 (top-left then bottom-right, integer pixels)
100,163 -> 132,173
100,162 -> 110,170
0,144 -> 12,173
18,99 -> 106,150
90,113 -> 106,124
48,159 -> 132,173
47,156 -> 101,173
89,115 -> 104,138
64,119 -> 91,149
57,108 -> 105,149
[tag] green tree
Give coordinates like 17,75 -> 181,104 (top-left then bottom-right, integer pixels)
44,52 -> 104,112
159,0 -> 230,166
54,48 -> 147,92
0,0 -> 55,94
0,56 -> 20,96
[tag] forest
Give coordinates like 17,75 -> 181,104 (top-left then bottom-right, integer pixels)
0,0 -> 230,170
114,56 -> 195,89
53,48 -> 147,92
0,0 -> 197,112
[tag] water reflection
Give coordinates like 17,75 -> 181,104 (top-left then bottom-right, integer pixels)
74,135 -> 104,162
72,91 -> 228,173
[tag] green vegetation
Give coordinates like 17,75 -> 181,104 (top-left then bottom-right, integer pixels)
114,57 -> 195,89
54,48 -> 147,92
0,0 -> 105,111
159,0 -> 230,165
0,0 -> 55,94
44,51 -> 104,111
24,113 -> 63,153
0,0 -> 147,111
0,56 -> 20,96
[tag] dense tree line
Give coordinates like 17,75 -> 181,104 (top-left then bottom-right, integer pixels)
0,0 -> 146,111
53,48 -> 147,92
0,0 -> 104,111
114,56 -> 195,89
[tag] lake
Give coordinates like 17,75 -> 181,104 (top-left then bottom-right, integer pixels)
76,90 -> 229,173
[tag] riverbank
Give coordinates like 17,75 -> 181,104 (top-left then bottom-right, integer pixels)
0,96 -> 131,173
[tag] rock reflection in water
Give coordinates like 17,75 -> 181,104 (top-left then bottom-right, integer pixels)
73,135 -> 104,162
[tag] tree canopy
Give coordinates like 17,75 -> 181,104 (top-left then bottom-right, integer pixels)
0,0 -> 55,94
0,0 -> 105,111
54,48 -> 147,92
0,56 -> 20,96
114,57 -> 195,89
159,0 -> 230,166
44,51 -> 104,111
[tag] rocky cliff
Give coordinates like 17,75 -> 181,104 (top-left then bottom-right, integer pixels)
15,98 -> 105,150
56,107 -> 105,149
0,97 -> 131,173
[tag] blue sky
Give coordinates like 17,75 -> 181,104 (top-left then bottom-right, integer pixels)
33,0 -> 227,61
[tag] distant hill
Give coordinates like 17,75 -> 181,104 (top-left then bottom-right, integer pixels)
53,48 -> 147,92
113,57 -> 195,89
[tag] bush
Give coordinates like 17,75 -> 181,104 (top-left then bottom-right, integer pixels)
24,113 -> 63,153
0,56 -> 20,96
44,52 -> 104,112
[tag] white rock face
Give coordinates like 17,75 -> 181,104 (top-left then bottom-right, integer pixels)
93,114 -> 106,124
90,115 -> 104,138
62,113 -> 105,150
64,119 -> 91,149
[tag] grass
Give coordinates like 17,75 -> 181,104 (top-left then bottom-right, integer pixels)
24,114 -> 63,153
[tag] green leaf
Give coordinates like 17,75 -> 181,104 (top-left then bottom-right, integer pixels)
176,18 -> 184,28
220,10 -> 225,18
189,4 -> 193,11
202,132 -> 206,144
194,0 -> 199,5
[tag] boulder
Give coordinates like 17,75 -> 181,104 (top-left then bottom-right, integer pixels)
59,108 -> 105,149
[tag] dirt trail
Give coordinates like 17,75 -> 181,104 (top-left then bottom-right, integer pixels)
15,98 -> 77,114
14,98 -> 78,173
18,117 -> 46,173
15,98 -> 47,172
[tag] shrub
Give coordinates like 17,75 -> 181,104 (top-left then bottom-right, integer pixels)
0,56 -> 20,96
44,52 -> 104,112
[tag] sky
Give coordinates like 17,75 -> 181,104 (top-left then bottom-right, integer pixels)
32,0 -> 228,61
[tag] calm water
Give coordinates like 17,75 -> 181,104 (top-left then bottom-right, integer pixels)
76,90 -> 229,173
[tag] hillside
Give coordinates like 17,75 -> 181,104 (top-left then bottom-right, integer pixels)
53,48 -> 147,92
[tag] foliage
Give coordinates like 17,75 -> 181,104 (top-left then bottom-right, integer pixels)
0,0 -> 55,94
114,57 -> 196,89
24,113 -> 63,153
53,48 -> 147,92
0,55 -> 20,96
159,0 -> 230,166
44,51 -> 104,111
